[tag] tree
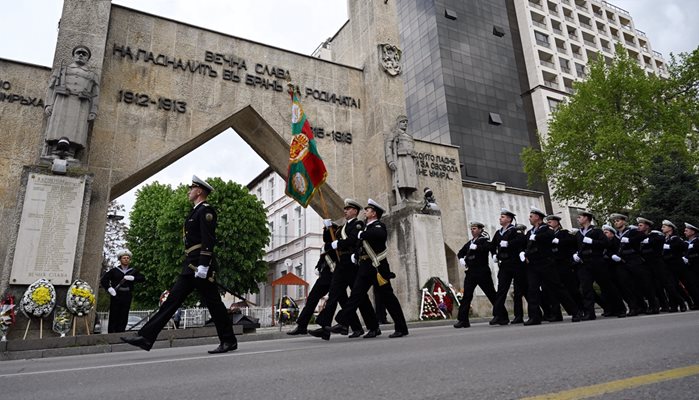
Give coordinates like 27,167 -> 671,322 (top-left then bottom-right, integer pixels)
128,179 -> 270,308
635,155 -> 699,229
522,45 -> 699,216
128,182 -> 175,307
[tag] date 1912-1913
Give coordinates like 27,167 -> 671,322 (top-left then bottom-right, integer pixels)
117,90 -> 187,113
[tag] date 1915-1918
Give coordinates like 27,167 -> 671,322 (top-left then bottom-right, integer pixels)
117,90 -> 187,113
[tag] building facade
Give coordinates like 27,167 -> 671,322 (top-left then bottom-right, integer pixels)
246,167 -> 324,308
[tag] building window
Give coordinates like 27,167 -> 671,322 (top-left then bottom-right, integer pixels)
493,26 -> 505,37
268,221 -> 275,248
445,9 -> 457,20
547,97 -> 562,111
575,63 -> 586,78
535,31 -> 550,47
281,214 -> 288,242
295,265 -> 303,298
489,112 -> 503,125
280,270 -> 287,296
268,178 -> 275,203
294,206 -> 302,237
256,187 -> 263,201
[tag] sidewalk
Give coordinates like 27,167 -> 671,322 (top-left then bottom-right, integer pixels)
0,318 -> 478,361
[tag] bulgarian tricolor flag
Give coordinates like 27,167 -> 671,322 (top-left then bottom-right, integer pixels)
285,90 -> 328,207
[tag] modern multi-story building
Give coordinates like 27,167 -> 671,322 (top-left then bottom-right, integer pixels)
246,167 -> 324,308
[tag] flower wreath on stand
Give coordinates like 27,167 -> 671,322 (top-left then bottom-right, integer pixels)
66,279 -> 96,335
0,294 -> 16,341
19,278 -> 57,339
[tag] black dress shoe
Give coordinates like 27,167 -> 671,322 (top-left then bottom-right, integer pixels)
626,309 -> 639,317
547,315 -> 563,322
679,303 -> 687,312
453,320 -> 470,328
389,331 -> 408,338
348,329 -> 364,338
488,316 -> 499,325
120,336 -> 153,351
363,329 -> 381,338
581,313 -> 596,321
523,319 -> 541,326
208,341 -> 237,354
329,324 -> 349,335
510,316 -> 524,324
571,313 -> 582,322
309,327 -> 330,341
287,326 -> 308,335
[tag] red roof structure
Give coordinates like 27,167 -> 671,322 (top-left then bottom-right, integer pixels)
270,272 -> 309,326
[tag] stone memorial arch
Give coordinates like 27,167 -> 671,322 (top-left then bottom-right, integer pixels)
0,0 -> 467,335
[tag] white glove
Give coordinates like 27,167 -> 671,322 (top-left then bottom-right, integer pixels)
500,240 -> 508,248
642,238 -> 649,244
323,219 -> 333,228
492,254 -> 498,263
583,237 -> 593,244
357,231 -> 363,239
621,237 -> 629,243
195,265 -> 209,279
469,243 -> 477,250
573,253 -> 581,263
123,275 -> 135,281
458,258 -> 466,268
683,257 -> 689,264
108,287 -> 117,296
529,234 -> 536,241
663,244 -> 670,250
351,254 -> 357,264
552,238 -> 559,244
331,240 -> 338,249
611,255 -> 622,262
689,244 -> 694,249
519,251 -> 526,262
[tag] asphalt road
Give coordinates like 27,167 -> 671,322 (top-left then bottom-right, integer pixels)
1,312 -> 697,400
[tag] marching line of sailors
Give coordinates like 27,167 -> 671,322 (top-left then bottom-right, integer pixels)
288,198 -> 409,340
454,207 -> 699,328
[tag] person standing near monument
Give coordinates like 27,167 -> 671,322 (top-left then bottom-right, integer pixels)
385,115 -> 418,203
122,176 -> 237,354
44,45 -> 99,159
100,248 -> 144,333
453,221 -> 496,328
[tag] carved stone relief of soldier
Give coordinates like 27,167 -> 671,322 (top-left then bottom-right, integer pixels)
378,43 -> 402,76
44,45 -> 99,160
385,115 -> 418,204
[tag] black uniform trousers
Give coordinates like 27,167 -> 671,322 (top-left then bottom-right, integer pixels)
336,263 -> 406,333
554,260 -> 583,313
493,262 -> 527,320
577,256 -> 625,317
457,266 -> 497,322
295,269 -> 333,329
646,258 -> 673,309
526,260 -> 579,322
666,260 -> 699,308
627,258 -> 658,311
613,262 -> 641,312
316,263 -> 369,331
108,290 -> 133,333
138,273 -> 235,345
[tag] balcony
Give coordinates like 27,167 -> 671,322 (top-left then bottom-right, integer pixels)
543,80 -> 559,89
540,59 -> 556,69
573,53 -> 584,60
536,39 -> 551,48
533,20 -> 548,29
584,39 -> 596,47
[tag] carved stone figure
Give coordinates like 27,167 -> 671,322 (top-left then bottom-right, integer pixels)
378,43 -> 402,76
44,45 -> 99,159
385,115 -> 418,203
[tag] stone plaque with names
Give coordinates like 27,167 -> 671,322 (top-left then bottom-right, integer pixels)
10,174 -> 86,285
